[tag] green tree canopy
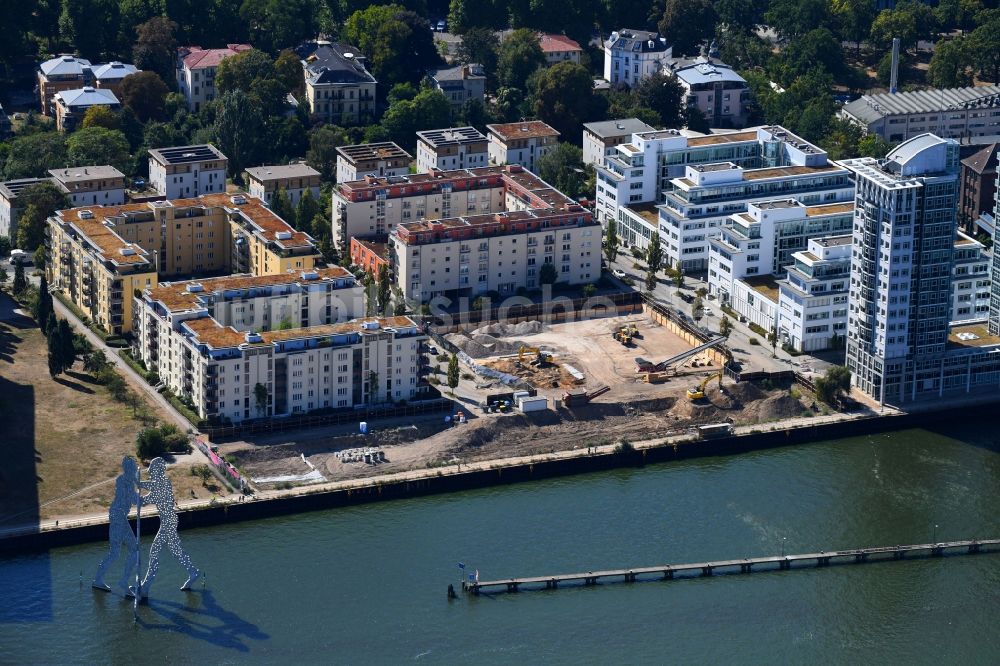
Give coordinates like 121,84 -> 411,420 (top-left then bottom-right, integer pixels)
81,106 -> 122,131
240,0 -> 318,54
456,27 -> 500,89
3,133 -> 67,179
216,48 -> 276,95
531,62 -> 605,142
132,17 -> 179,86
307,124 -> 350,181
765,0 -> 832,40
632,72 -> 685,128
657,0 -> 717,56
536,142 -> 585,199
214,90 -> 264,178
381,88 -> 452,153
971,13 -> 1000,83
15,182 -> 70,251
497,28 -> 545,90
295,187 -> 320,234
342,4 -> 440,88
66,127 -> 131,174
119,71 -> 170,122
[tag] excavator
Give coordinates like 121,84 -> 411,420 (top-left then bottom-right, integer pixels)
687,371 -> 723,401
518,346 -> 552,366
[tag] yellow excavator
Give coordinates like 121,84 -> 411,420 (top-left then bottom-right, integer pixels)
518,346 -> 552,366
687,371 -> 723,401
518,346 -> 540,361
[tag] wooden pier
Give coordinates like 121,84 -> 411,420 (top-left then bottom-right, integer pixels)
465,538 -> 1000,595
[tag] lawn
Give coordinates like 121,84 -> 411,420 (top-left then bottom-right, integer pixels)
0,295 -> 217,525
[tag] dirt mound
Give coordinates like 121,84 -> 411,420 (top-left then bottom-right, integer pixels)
446,330 -> 534,358
725,381 -> 767,403
472,321 -> 546,337
752,393 -> 808,422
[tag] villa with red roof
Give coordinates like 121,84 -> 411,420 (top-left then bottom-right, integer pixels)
539,34 -> 583,66
176,44 -> 252,111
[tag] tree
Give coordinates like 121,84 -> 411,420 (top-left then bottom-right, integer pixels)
456,27 -> 500,88
633,73 -> 685,128
376,263 -> 391,314
686,107 -> 710,133
715,0 -> 768,32
216,49 -> 276,95
532,62 -> 604,141
833,0 -> 877,56
381,89 -> 452,153
971,14 -> 1000,83
270,188 -> 295,224
539,262 -> 558,285
768,325 -> 779,357
66,128 -> 131,174
815,365 -> 852,405
119,71 -> 170,122
342,5 -> 440,88
858,133 -> 893,158
447,353 -> 460,393
306,125 -> 349,181
692,297 -> 704,322
719,315 -> 733,338
536,143 -> 585,198
133,17 -> 178,86
604,219 -> 619,264
295,188 -> 319,234
48,330 -> 64,378
765,0 -> 832,40
214,90 -> 264,178
0,266 -> 7,287
870,9 -> 919,52
35,275 -> 52,332
928,38 -> 973,88
136,426 -> 168,459
674,265 -> 685,289
274,49 -> 305,95
12,261 -> 27,295
658,0 -> 717,56
240,0 -> 318,54
59,0 -> 116,61
253,382 -> 269,417
3,133 -> 67,179
84,349 -> 109,373
774,28 -> 848,84
645,232 -> 663,292
15,183 -> 69,254
368,370 -> 379,404
497,28 -> 545,89
81,105 -> 122,130
58,318 -> 75,372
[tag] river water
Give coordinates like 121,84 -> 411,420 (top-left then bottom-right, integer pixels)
2,423 -> 999,664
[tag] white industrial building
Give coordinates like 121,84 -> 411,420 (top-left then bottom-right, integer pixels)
840,86 -> 1000,143
148,144 -> 228,199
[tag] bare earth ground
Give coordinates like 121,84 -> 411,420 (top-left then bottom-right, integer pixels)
227,315 -> 817,489
0,297 -> 216,525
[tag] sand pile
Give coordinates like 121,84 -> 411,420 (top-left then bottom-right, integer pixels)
446,321 -> 546,359
753,393 -> 808,422
473,321 -> 546,337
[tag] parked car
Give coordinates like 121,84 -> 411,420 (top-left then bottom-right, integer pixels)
612,269 -> 627,279
132,177 -> 146,189
436,19 -> 447,32
680,293 -> 694,303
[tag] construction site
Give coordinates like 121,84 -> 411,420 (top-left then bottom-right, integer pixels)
224,307 -> 821,488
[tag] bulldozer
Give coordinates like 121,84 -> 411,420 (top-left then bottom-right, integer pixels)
687,371 -> 723,401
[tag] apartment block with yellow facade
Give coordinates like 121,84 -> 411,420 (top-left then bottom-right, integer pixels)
47,193 -> 320,335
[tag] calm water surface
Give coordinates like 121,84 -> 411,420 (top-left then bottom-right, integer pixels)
1,424 -> 999,664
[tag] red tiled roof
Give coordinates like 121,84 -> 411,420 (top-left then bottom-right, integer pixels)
539,34 -> 582,53
181,44 -> 252,70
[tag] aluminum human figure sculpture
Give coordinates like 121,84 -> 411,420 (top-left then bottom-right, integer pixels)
137,457 -> 200,597
93,457 -> 140,591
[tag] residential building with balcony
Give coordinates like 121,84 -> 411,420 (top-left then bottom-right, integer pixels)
597,126 -> 852,272
53,87 -> 120,132
539,34 -> 583,66
350,237 -> 389,276
416,127 -> 489,173
335,143 -> 412,184
390,207 -> 599,301
951,233 -> 991,323
778,235 -> 852,352
667,56 -> 750,128
427,64 -> 486,110
244,163 -> 321,207
149,144 -> 228,199
603,29 -> 671,87
47,193 -> 318,333
708,200 -> 854,304
176,44 -> 252,111
134,307 -> 423,423
48,166 -> 127,208
296,41 -> 376,126
582,118 -> 657,168
487,121 -> 559,173
840,86 -> 1000,143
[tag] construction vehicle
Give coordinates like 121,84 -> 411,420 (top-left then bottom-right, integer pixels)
518,346 -> 552,366
687,371 -> 723,400
623,322 -> 640,338
561,385 -> 610,407
635,336 -> 727,376
613,328 -> 633,346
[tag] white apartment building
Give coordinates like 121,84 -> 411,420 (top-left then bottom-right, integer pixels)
427,64 -> 486,110
1,177 -> 55,241
335,143 -> 411,184
778,236 -> 852,353
708,199 -> 854,303
390,209 -> 600,301
135,293 -> 424,423
295,41 -> 376,126
667,56 -> 750,128
598,126 -> 853,272
841,86 -> 1000,143
244,164 -> 321,207
48,166 -> 126,208
603,29 -> 671,87
176,44 -> 251,111
581,118 -> 656,168
951,233 -> 991,323
841,135 -> 962,403
487,121 -> 559,173
149,144 -> 228,199
416,127 -> 489,173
